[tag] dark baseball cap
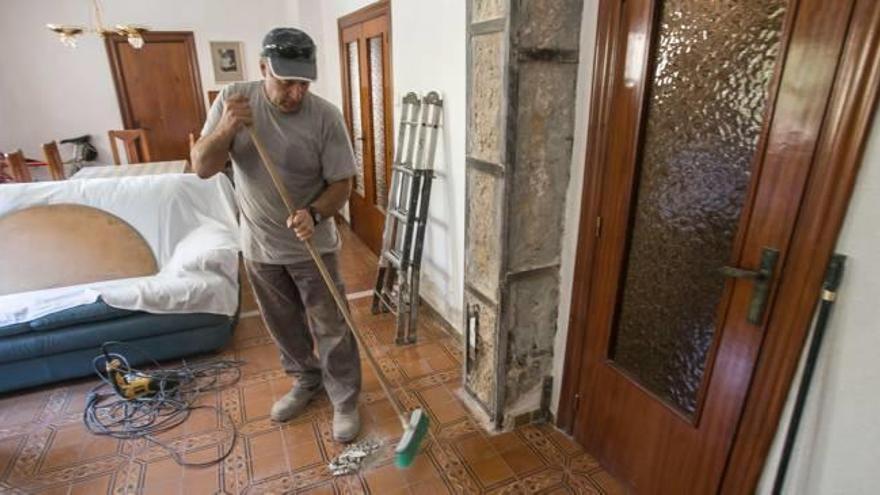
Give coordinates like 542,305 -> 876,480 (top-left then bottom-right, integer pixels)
261,27 -> 317,81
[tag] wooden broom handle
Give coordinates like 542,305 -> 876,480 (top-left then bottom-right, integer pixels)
245,127 -> 408,424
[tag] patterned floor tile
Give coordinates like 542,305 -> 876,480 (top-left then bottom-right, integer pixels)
0,224 -> 622,494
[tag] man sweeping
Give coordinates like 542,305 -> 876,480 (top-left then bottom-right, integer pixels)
191,27 -> 361,442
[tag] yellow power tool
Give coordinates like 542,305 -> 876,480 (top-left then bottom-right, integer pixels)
106,358 -> 168,399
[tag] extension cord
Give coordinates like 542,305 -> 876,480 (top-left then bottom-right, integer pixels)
83,341 -> 242,467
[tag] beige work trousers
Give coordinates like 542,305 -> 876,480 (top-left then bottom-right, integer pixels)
244,253 -> 361,412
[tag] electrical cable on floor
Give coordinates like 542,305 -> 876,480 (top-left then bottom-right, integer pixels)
82,341 -> 243,467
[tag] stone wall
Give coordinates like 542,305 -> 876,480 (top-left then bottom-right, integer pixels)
463,1 -> 507,414
464,0 -> 583,428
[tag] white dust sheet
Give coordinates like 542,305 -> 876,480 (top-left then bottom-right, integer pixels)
0,173 -> 241,326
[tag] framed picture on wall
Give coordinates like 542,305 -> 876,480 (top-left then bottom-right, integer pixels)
210,41 -> 245,83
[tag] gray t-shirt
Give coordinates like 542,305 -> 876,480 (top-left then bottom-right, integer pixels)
202,81 -> 357,264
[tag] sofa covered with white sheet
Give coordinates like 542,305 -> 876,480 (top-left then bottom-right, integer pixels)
0,173 -> 241,393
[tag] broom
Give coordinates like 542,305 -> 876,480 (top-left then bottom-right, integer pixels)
246,126 -> 428,468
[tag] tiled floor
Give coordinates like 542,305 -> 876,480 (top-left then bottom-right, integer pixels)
0,225 -> 624,494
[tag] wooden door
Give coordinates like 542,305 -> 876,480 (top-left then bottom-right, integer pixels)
339,1 -> 393,254
105,32 -> 206,162
558,0 -> 880,493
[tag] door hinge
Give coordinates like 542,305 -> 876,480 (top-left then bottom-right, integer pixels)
595,216 -> 602,238
573,393 -> 581,413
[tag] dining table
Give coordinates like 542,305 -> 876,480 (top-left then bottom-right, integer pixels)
70,160 -> 189,179
26,161 -> 89,182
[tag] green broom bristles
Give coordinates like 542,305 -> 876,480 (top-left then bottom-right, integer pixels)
394,408 -> 429,468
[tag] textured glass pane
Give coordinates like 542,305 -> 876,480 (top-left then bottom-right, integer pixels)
348,41 -> 365,198
369,36 -> 387,208
610,0 -> 787,416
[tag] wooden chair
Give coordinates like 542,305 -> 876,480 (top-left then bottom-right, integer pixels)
4,150 -> 30,183
186,132 -> 197,170
41,141 -> 66,180
108,129 -> 151,165
0,156 -> 11,183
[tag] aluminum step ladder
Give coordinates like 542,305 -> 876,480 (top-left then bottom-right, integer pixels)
371,91 -> 443,345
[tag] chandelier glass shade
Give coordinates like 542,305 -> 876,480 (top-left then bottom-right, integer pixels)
47,0 -> 148,50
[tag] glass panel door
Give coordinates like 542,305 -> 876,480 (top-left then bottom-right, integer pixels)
368,35 -> 387,208
609,0 -> 788,416
346,40 -> 366,198
338,6 -> 393,254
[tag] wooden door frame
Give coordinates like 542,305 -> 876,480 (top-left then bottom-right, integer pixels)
339,23 -> 375,209
338,0 -> 394,175
557,0 -> 880,492
338,0 -> 394,252
338,0 -> 392,35
105,31 -> 207,130
338,0 -> 394,197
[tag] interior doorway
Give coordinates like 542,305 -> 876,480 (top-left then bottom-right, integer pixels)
105,31 -> 206,162
558,0 -> 880,492
338,1 -> 393,254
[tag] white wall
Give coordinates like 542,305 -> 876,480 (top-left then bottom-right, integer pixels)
296,0 -> 368,107
297,0 -> 467,332
756,118 -> 880,494
550,0 -> 599,415
0,0 -> 291,162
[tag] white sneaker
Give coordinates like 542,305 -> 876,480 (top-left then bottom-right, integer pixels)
270,383 -> 322,422
333,407 -> 360,443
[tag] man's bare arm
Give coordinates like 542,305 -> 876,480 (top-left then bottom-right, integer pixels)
310,178 -> 352,217
191,129 -> 234,179
191,94 -> 253,178
288,178 -> 352,241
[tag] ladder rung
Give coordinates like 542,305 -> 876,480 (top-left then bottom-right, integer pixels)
392,166 -> 415,175
372,288 -> 399,315
402,120 -> 420,126
389,209 -> 408,221
375,292 -> 399,315
383,250 -> 402,267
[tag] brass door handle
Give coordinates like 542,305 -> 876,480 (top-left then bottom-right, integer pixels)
719,266 -> 766,280
720,247 -> 779,325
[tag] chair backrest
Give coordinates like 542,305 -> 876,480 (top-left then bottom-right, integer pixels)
41,141 -> 65,180
108,129 -> 151,165
188,131 -> 197,151
4,150 -> 30,183
0,155 -> 11,183
187,132 -> 197,167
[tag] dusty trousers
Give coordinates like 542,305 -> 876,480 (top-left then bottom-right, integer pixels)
244,253 -> 361,412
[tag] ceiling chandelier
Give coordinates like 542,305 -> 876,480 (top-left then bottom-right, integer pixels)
46,0 -> 148,49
